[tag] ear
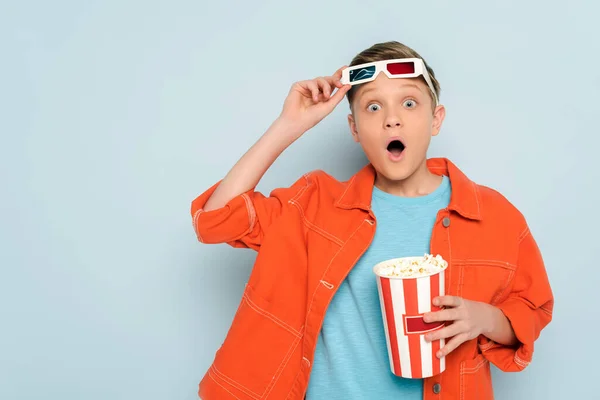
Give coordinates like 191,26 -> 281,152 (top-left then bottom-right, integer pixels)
347,113 -> 360,143
431,104 -> 446,137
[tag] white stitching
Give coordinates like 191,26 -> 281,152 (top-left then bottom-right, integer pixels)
283,334 -> 308,399
428,166 -> 480,219
320,280 -> 334,289
243,293 -> 302,338
262,328 -> 304,399
459,362 -> 465,400
289,199 -> 344,246
210,327 -> 305,400
460,355 -> 489,400
302,357 -> 311,367
540,306 -> 553,316
288,172 -> 312,204
515,359 -> 528,368
514,353 -> 529,367
453,258 -> 516,305
479,340 -> 498,352
211,365 -> 261,399
461,357 -> 488,373
518,226 -> 530,243
241,193 -> 257,233
458,258 -> 464,297
454,259 -> 517,270
207,368 -> 244,400
335,175 -> 371,210
472,181 -> 481,217
514,354 -> 530,368
285,372 -> 301,400
514,359 -> 527,368
336,175 -> 356,207
287,173 -> 346,246
451,204 -> 474,219
446,218 -> 454,296
193,209 -> 204,242
490,268 -> 515,305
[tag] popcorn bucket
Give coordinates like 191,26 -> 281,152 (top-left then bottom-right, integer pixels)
373,255 -> 448,379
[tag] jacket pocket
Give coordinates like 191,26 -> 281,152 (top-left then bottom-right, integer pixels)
211,284 -> 301,399
460,353 -> 494,400
457,260 -> 516,305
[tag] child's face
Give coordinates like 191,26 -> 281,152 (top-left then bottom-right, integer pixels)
347,73 -> 445,183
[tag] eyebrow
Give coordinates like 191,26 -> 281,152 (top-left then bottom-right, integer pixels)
359,83 -> 424,97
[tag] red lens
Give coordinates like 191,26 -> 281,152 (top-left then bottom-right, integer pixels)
386,61 -> 415,75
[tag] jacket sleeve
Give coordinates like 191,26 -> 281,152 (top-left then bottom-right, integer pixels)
190,174 -> 310,251
479,226 -> 554,372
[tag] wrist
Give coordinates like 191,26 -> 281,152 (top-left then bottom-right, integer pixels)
479,302 -> 518,346
254,119 -> 299,154
480,302 -> 499,335
272,116 -> 307,139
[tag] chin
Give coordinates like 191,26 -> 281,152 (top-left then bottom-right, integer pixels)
376,162 -> 419,182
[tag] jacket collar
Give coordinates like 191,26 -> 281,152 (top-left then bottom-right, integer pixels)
334,157 -> 482,220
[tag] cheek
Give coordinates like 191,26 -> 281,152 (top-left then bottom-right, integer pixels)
406,111 -> 432,126
360,135 -> 380,153
404,121 -> 433,151
354,130 -> 382,156
356,114 -> 383,132
406,115 -> 434,136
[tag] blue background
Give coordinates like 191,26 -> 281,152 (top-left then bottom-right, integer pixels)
2,1 -> 597,398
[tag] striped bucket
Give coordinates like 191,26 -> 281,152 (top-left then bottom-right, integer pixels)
374,256 -> 447,379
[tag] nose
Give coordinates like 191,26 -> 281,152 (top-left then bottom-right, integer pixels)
384,113 -> 402,128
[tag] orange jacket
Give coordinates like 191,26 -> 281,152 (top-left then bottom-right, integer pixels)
191,158 -> 553,400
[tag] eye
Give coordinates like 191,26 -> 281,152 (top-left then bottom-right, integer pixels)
403,99 -> 417,109
367,103 -> 381,112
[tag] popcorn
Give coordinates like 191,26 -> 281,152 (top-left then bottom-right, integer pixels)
375,254 -> 448,278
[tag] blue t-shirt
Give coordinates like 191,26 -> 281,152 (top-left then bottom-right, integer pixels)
306,176 -> 451,399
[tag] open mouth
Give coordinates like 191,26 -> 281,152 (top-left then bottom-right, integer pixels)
387,139 -> 405,157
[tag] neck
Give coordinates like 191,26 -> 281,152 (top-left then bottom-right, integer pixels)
374,159 -> 442,197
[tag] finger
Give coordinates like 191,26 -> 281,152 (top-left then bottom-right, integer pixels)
332,65 -> 348,87
315,92 -> 330,103
437,333 -> 468,358
321,83 -> 351,111
332,65 -> 347,80
302,80 -> 321,103
433,295 -> 463,308
425,322 -> 462,342
423,308 -> 461,323
316,78 -> 332,99
293,81 -> 314,100
324,74 -> 343,89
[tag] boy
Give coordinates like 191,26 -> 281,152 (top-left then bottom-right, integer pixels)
191,41 -> 553,399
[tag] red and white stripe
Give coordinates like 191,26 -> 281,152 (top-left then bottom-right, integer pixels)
376,271 -> 446,379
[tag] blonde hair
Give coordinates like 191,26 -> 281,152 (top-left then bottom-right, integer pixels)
346,41 -> 440,110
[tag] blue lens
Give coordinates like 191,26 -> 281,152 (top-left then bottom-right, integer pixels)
349,65 -> 376,82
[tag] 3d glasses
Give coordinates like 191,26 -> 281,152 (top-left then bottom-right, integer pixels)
341,58 -> 438,105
